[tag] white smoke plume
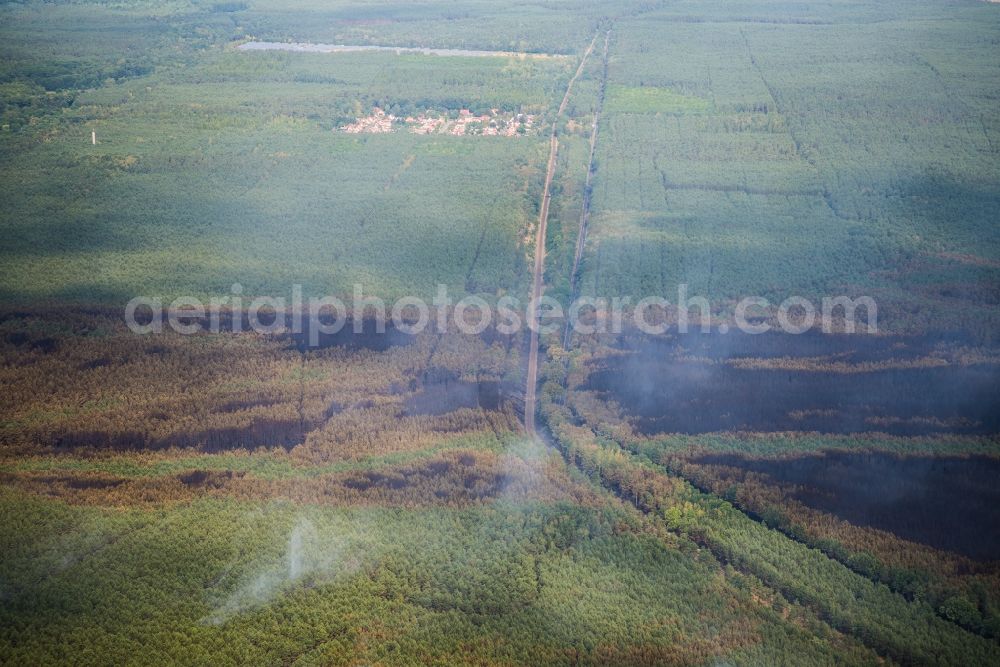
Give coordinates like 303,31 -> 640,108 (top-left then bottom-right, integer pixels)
202,515 -> 363,625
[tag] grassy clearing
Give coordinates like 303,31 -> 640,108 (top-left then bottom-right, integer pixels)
603,85 -> 711,114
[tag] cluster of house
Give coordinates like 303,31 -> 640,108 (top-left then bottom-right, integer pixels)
340,108 -> 397,134
340,108 -> 534,136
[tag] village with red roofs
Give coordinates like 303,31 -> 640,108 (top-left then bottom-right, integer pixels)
340,107 -> 535,136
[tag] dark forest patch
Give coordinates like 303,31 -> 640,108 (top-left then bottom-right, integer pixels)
611,330 -> 974,364
693,451 -> 1000,561
585,333 -> 1000,436
404,371 -> 504,416
77,356 -> 112,371
336,453 -> 504,501
178,469 -> 243,488
49,417 -> 306,452
38,475 -> 126,490
286,318 -> 416,351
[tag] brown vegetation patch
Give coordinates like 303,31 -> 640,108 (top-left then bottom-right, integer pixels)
0,309 -> 520,460
0,447 -> 603,509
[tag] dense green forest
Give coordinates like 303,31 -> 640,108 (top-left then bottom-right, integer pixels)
0,5 -> 574,302
2,0 -> 999,664
577,10 -> 1000,332
3,0 -> 999,325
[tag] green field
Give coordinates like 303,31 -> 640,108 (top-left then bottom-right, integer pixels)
2,0 -> 999,664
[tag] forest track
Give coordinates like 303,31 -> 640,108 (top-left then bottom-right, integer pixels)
524,32 -> 599,436
563,28 -> 611,348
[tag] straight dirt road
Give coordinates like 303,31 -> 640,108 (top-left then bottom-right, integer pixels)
524,32 -> 599,436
